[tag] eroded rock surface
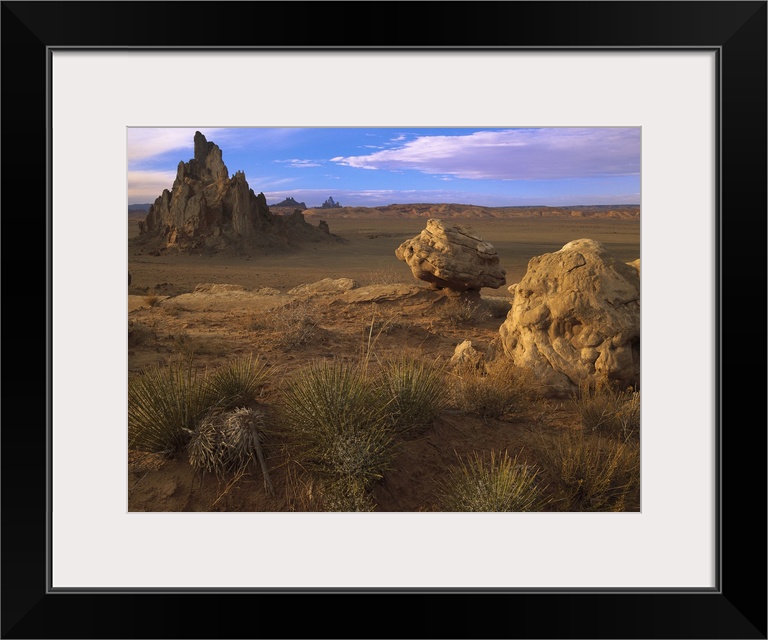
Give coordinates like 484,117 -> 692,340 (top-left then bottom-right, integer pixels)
287,278 -> 359,296
134,132 -> 335,254
395,219 -> 506,293
499,239 -> 640,395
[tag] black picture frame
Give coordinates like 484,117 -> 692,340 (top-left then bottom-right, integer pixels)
2,2 -> 765,638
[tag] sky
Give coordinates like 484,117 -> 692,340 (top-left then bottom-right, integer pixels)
127,127 -> 640,208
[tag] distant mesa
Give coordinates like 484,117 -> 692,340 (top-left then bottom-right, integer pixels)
270,197 -> 307,210
131,132 -> 337,255
317,196 -> 342,209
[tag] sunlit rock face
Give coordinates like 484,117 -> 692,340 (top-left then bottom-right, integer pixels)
137,132 -> 333,254
499,239 -> 640,396
395,219 -> 506,293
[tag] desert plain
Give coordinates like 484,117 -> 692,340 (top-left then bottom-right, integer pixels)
128,212 -> 641,512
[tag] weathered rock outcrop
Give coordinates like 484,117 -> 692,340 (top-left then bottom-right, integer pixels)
317,196 -> 341,209
499,239 -> 640,396
287,278 -> 359,296
395,219 -> 506,293
133,132 -> 335,254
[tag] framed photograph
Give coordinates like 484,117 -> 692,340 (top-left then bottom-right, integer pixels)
3,1 -> 765,638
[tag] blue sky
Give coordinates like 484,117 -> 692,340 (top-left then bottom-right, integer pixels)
128,127 -> 640,208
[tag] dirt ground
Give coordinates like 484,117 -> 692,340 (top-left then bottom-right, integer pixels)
128,216 -> 640,512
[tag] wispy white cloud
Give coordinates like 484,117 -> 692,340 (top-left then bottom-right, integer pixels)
127,128 -> 228,164
274,158 -> 323,168
127,170 -> 178,203
331,128 -> 640,180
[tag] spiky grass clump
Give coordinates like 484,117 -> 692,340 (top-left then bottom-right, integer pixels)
205,354 -> 272,411
439,450 -> 547,512
575,379 -> 640,442
128,358 -> 211,454
538,429 -> 640,512
452,358 -> 539,420
281,360 -> 395,504
187,407 -> 273,493
378,355 -> 447,433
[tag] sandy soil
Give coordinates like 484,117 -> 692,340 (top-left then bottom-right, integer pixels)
128,216 -> 640,512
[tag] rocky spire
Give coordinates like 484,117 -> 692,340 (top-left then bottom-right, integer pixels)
134,132 -> 337,255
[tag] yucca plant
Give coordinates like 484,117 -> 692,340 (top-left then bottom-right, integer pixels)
128,358 -> 211,454
280,360 -> 395,502
378,355 -> 447,433
204,354 -> 272,411
538,429 -> 640,512
187,407 -> 274,494
439,450 -> 547,512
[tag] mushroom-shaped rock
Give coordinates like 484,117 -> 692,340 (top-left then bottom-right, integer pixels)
499,239 -> 640,396
395,219 -> 506,292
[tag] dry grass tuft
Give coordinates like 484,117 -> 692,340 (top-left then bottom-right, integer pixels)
436,297 -> 480,326
250,300 -> 318,349
575,378 -> 640,442
438,450 -> 548,512
451,358 -> 541,420
128,320 -> 156,348
537,429 -> 640,512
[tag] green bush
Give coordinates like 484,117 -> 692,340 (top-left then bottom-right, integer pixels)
538,429 -> 640,512
128,358 -> 211,454
378,355 -> 446,433
280,360 -> 395,505
439,450 -> 547,512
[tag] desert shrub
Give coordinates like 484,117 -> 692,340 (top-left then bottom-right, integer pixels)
187,407 -> 274,493
280,360 -> 395,503
204,354 -> 272,411
437,297 -> 479,326
452,358 -> 540,420
438,450 -> 548,512
128,320 -> 156,348
144,294 -> 161,308
252,300 -> 317,349
538,429 -> 640,512
128,358 -> 211,454
378,355 -> 447,433
575,379 -> 640,442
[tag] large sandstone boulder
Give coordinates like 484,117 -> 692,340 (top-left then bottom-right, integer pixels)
133,132 -> 336,254
499,239 -> 640,396
395,219 -> 506,293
